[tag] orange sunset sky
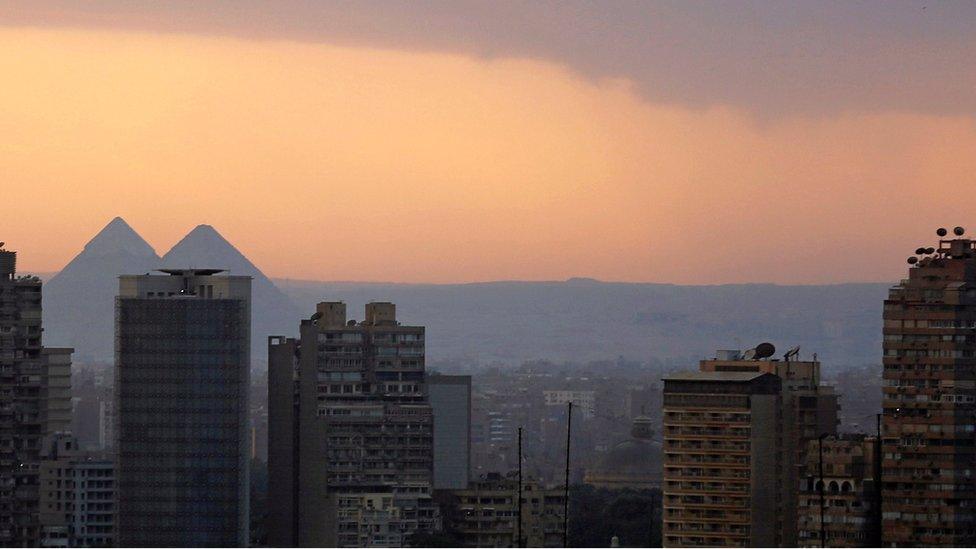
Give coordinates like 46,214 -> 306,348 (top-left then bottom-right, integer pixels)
2,2 -> 976,284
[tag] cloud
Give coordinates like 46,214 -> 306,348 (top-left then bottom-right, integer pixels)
2,1 -> 975,118
2,27 -> 975,284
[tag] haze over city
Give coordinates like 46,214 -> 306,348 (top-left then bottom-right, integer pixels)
4,2 -> 976,284
5,3 -> 976,549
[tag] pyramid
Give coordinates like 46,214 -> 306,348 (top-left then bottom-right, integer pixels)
42,218 -> 161,360
161,225 -> 303,359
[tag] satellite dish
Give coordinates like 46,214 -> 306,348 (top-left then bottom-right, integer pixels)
937,228 -> 948,237
754,342 -> 776,359
310,311 -> 323,321
741,348 -> 756,360
955,226 -> 966,236
907,257 -> 918,264
0,242 -> 4,248
783,345 -> 801,361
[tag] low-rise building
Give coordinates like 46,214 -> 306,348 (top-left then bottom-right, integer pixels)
442,473 -> 565,548
798,434 -> 880,547
38,434 -> 115,547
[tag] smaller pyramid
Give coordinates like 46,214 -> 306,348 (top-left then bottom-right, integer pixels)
161,224 -> 302,359
161,225 -> 264,276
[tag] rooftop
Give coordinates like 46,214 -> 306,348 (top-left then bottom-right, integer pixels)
664,370 -> 770,382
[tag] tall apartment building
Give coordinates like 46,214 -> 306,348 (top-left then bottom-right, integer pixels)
439,472 -> 566,548
797,434 -> 880,547
663,371 -> 782,547
268,302 -> 436,547
38,433 -> 115,547
662,346 -> 839,547
428,374 -> 471,490
0,246 -> 73,545
882,227 -> 976,546
115,269 -> 251,547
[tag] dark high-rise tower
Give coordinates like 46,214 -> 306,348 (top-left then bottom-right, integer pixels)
0,245 -> 72,546
268,302 -> 435,547
115,269 -> 251,547
882,227 -> 976,546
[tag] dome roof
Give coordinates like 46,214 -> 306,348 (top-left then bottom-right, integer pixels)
593,437 -> 661,475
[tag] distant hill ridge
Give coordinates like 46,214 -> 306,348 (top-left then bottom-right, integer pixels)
273,278 -> 888,369
41,217 -> 889,368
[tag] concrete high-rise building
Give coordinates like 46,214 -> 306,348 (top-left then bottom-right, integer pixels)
428,374 -> 471,490
0,245 -> 73,546
663,371 -> 783,547
268,302 -> 436,547
38,433 -> 115,547
662,346 -> 839,547
797,434 -> 880,547
882,227 -> 976,546
115,269 -> 251,547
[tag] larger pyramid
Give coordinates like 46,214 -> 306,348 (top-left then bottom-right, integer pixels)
160,224 -> 303,359
43,217 -> 162,361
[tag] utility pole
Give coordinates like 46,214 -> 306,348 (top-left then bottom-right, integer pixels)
564,401 -> 572,548
517,426 -> 523,548
874,413 -> 883,546
819,433 -> 827,548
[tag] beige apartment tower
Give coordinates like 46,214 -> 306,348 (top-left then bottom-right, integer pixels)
663,346 -> 838,547
663,371 -> 782,546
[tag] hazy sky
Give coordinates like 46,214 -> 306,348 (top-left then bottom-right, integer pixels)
3,2 -> 975,284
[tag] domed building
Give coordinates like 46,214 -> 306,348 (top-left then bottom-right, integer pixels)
583,416 -> 662,490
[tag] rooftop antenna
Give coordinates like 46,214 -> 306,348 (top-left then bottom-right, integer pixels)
564,402 -> 572,548
784,345 -> 801,361
517,426 -> 524,548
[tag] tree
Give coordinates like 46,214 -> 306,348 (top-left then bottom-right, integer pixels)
568,485 -> 661,547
